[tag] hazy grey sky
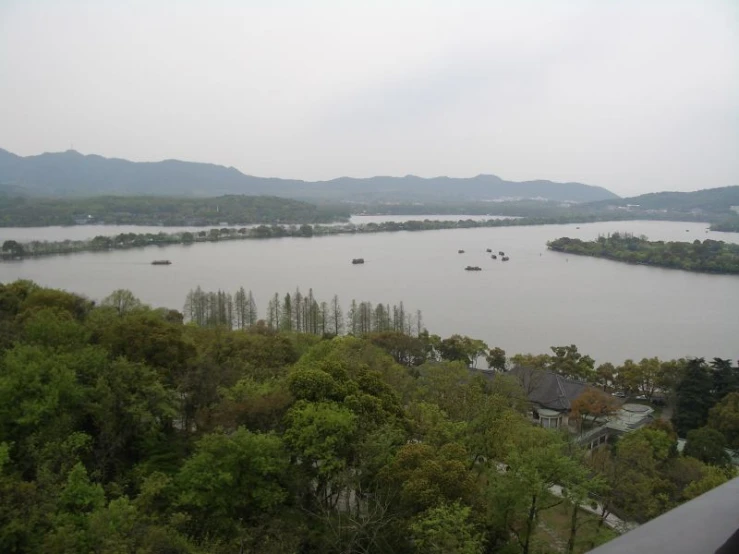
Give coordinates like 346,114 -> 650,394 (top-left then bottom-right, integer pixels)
1,0 -> 737,196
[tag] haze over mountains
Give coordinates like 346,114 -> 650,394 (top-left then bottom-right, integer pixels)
0,148 -> 618,203
594,187 -> 739,216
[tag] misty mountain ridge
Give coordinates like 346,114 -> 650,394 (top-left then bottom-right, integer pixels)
593,186 -> 739,215
0,148 -> 618,203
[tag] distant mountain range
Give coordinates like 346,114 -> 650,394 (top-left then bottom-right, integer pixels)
592,186 -> 739,216
0,148 -> 619,203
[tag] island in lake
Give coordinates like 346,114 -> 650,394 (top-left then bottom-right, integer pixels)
547,233 -> 739,275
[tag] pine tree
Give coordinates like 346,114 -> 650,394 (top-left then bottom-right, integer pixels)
347,300 -> 359,335
293,288 -> 302,332
282,293 -> 293,331
234,287 -> 247,329
674,358 -> 714,436
331,295 -> 344,335
245,290 -> 257,326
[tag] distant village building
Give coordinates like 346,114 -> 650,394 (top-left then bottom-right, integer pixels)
74,214 -> 95,225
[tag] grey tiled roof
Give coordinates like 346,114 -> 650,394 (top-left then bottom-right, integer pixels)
509,367 -> 590,411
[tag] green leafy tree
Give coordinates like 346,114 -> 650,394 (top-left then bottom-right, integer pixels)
708,392 -> 739,449
561,471 -> 608,554
711,358 -> 738,402
22,307 -> 90,351
176,428 -> 289,540
438,335 -> 488,367
490,427 -> 588,554
20,287 -> 93,321
683,427 -> 731,467
549,345 -> 595,381
100,289 -> 143,315
2,239 -> 25,257
369,331 -> 427,367
620,357 -> 662,399
409,502 -> 484,554
96,310 -> 195,376
43,463 -> 105,552
381,442 -> 476,515
413,362 -> 486,422
673,358 -> 714,435
609,428 -> 674,522
0,344 -> 88,477
87,358 -> 178,481
683,464 -> 731,500
486,346 -> 507,371
283,401 -> 357,509
595,362 -> 616,390
510,352 -> 552,371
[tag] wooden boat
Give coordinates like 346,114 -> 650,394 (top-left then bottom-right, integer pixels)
501,256 -> 510,261
151,260 -> 171,265
491,255 -> 497,259
465,266 -> 482,271
486,248 -> 492,253
458,250 -> 465,254
351,258 -> 365,264
498,251 -> 505,256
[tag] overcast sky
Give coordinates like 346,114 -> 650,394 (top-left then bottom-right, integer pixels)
1,1 -> 737,196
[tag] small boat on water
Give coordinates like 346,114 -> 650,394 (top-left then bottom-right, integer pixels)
352,258 -> 365,264
458,249 -> 465,254
501,256 -> 510,261
465,266 -> 482,271
498,251 -> 505,256
152,260 -> 171,265
491,255 -> 497,259
486,248 -> 492,253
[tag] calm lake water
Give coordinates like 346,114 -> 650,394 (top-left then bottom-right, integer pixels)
1,219 -> 737,364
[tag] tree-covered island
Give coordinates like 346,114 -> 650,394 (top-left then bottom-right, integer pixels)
547,233 -> 739,275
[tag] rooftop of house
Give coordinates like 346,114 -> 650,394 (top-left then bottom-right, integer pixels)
605,403 -> 655,433
508,367 -> 593,412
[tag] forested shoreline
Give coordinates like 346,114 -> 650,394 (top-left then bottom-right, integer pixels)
711,217 -> 739,233
547,233 -> 739,275
0,215 -> 666,260
1,280 -> 737,553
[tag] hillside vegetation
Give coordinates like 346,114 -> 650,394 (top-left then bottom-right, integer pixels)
590,186 -> 739,219
0,194 -> 349,227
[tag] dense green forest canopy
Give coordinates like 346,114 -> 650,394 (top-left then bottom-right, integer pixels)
0,280 -> 737,553
0,194 -> 350,227
547,234 -> 739,274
